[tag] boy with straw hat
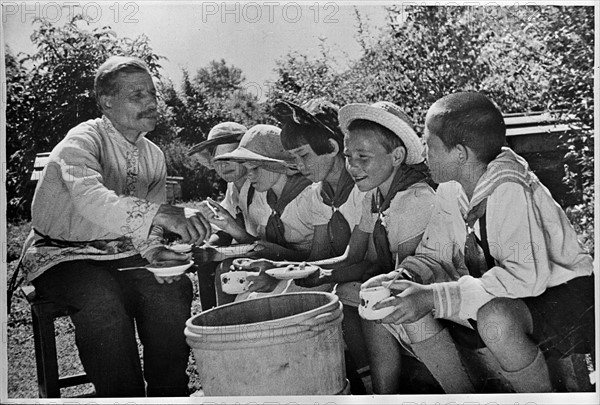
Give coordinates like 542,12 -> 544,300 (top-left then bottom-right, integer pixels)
274,98 -> 371,393
298,101 -> 473,394
364,92 -> 595,393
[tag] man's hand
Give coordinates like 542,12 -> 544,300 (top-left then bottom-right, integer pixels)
373,280 -> 435,324
150,247 -> 191,284
152,204 -> 211,245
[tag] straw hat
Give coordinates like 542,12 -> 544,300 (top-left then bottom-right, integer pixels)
338,101 -> 424,164
273,98 -> 344,143
188,122 -> 247,156
213,124 -> 296,173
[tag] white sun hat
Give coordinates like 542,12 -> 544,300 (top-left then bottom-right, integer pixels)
214,124 -> 297,173
338,101 -> 425,165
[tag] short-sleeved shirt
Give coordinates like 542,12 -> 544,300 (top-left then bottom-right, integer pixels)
220,180 -> 267,237
358,182 -> 436,261
255,181 -> 330,252
309,182 -> 366,232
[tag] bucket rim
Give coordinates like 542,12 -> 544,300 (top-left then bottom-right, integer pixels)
186,291 -> 340,333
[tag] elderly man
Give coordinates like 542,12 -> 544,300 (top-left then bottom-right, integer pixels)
20,56 -> 210,397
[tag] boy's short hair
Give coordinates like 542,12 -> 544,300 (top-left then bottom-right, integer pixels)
280,121 -> 337,155
346,119 -> 406,154
95,56 -> 150,101
426,92 -> 506,164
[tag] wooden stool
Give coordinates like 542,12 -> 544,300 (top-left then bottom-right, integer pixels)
21,285 -> 91,398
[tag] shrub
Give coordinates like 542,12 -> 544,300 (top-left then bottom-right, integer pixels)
159,138 -> 224,201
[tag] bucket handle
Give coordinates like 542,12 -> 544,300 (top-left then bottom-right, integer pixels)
297,302 -> 343,331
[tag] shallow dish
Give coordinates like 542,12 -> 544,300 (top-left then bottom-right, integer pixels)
265,264 -> 319,280
212,244 -> 256,257
169,243 -> 193,253
146,260 -> 194,277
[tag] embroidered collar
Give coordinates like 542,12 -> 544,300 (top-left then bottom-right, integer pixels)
102,115 -> 148,146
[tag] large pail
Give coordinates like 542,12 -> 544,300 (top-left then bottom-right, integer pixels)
185,292 -> 346,396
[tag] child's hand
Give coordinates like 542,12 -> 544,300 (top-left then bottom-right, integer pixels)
246,270 -> 280,293
248,241 -> 289,260
295,268 -> 331,288
234,258 -> 276,272
198,199 -> 238,231
361,271 -> 400,290
373,280 -> 435,324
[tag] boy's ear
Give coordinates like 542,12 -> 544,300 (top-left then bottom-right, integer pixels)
456,144 -> 468,163
327,139 -> 340,156
391,145 -> 406,167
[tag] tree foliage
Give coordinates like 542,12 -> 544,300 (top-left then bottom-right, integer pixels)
6,15 -> 165,219
6,17 -> 267,221
7,7 -> 593,251
168,60 -> 264,145
267,5 -> 594,249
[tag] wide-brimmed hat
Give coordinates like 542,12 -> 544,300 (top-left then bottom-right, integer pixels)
339,101 -> 424,164
273,98 -> 344,143
214,124 -> 296,173
188,122 -> 247,156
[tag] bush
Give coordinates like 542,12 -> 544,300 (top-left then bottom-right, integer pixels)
159,138 -> 224,201
6,16 -> 165,222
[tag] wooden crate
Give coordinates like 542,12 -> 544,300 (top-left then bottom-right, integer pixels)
504,111 -> 581,207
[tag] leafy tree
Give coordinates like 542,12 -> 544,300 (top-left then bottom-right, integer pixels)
267,5 -> 594,250
170,60 -> 265,145
156,60 -> 270,201
6,15 -> 165,220
5,46 -> 34,219
268,40 -> 351,107
541,7 -> 594,250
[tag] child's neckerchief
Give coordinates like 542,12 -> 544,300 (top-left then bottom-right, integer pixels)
320,167 -> 355,256
265,173 -> 312,248
232,183 -> 255,227
371,162 -> 435,272
460,148 -> 534,278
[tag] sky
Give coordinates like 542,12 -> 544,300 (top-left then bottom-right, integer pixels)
3,1 -> 389,98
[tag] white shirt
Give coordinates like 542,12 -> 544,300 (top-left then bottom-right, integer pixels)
402,180 -> 594,321
22,116 -> 165,282
310,182 -> 366,232
254,181 -> 330,252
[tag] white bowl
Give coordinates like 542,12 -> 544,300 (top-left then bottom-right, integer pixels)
169,243 -> 193,253
213,244 -> 256,257
146,260 -> 194,277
